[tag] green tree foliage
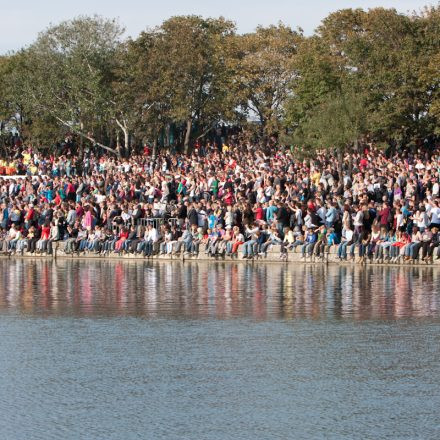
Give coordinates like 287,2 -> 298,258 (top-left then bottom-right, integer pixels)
124,16 -> 238,152
21,16 -> 124,154
286,7 -> 440,152
420,6 -> 440,134
0,53 -> 29,136
0,52 -> 63,149
146,16 -> 236,152
0,8 -> 438,155
235,24 -> 302,137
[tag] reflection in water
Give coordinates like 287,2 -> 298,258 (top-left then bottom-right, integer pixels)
2,260 -> 440,440
0,260 -> 438,320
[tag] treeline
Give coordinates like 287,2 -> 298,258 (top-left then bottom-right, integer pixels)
0,6 -> 439,156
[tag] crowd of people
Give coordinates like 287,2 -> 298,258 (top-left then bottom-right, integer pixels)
0,138 -> 439,264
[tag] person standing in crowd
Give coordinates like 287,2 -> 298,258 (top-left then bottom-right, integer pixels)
0,139 -> 437,264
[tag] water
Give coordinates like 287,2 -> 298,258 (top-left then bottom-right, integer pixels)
1,260 -> 440,440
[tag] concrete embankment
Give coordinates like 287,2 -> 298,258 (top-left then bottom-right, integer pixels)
1,242 -> 439,267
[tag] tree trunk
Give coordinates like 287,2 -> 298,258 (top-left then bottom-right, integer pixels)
123,129 -> 129,156
354,138 -> 359,153
115,118 -> 129,156
153,137 -> 158,158
337,147 -> 344,182
349,141 -> 355,176
184,118 -> 192,154
54,115 -> 118,155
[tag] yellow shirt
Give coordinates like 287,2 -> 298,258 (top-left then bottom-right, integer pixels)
22,153 -> 31,165
312,171 -> 321,186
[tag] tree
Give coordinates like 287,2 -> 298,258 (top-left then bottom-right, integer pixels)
312,7 -> 440,144
134,16 -> 237,153
20,15 -> 124,155
285,26 -> 370,174
0,53 -> 27,138
284,35 -> 343,133
286,5 -> 440,166
293,85 -> 369,175
419,6 -> 440,135
111,41 -> 142,154
123,31 -> 173,154
234,24 -> 302,137
0,52 -> 63,150
1,8 -> 437,156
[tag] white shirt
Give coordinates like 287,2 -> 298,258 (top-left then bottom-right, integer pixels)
96,194 -> 106,204
354,211 -> 364,227
345,230 -> 354,241
147,228 -> 159,242
430,207 -> 440,224
8,228 -> 18,239
317,206 -> 327,222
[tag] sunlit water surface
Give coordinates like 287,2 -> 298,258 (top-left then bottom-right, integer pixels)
1,260 -> 440,440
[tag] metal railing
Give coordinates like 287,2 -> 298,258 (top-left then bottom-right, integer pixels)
136,217 -> 178,230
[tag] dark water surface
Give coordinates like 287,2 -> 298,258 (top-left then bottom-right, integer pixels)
1,260 -> 440,440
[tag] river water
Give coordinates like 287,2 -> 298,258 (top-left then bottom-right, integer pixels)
1,260 -> 439,440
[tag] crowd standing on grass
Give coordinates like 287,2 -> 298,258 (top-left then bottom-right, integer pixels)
0,138 -> 440,264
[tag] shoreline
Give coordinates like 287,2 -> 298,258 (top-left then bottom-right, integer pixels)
1,245 -> 439,268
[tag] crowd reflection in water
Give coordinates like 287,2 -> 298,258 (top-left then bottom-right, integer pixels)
0,260 -> 438,320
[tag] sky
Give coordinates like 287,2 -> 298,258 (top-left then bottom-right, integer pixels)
0,0 -> 436,54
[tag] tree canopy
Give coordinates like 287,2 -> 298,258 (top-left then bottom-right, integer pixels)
0,7 -> 439,156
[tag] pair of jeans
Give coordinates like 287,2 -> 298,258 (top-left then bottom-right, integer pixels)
189,241 -> 200,254
288,240 -> 303,252
379,242 -> 393,258
36,239 -> 48,252
313,240 -> 326,257
16,239 -> 28,252
301,242 -> 315,256
47,240 -> 58,254
405,242 -> 420,258
243,240 -> 257,257
261,239 -> 282,254
410,242 -> 422,259
143,240 -> 155,256
65,238 -> 77,253
104,239 -> 117,252
338,242 -> 349,259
